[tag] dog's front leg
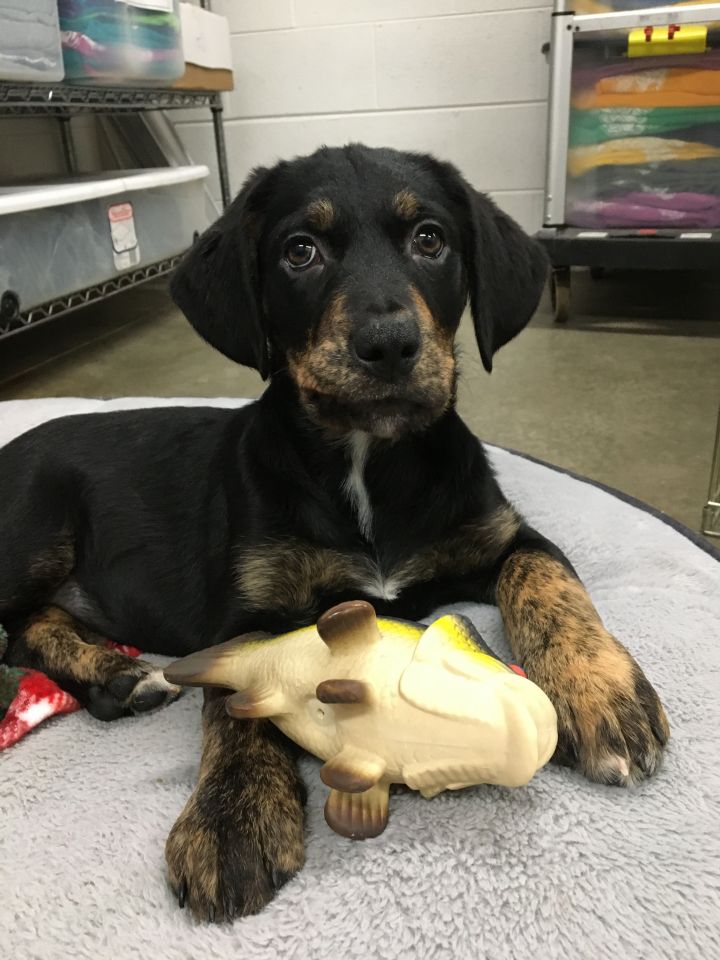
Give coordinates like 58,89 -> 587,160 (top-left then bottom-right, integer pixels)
496,545 -> 669,786
166,688 -> 307,922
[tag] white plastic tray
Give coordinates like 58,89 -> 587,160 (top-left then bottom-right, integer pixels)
0,166 -> 209,216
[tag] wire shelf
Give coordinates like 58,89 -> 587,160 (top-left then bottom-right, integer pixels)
0,255 -> 182,339
0,75 -> 228,335
0,82 -> 216,116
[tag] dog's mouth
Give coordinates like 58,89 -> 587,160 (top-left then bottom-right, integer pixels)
300,388 -> 444,439
287,343 -> 457,439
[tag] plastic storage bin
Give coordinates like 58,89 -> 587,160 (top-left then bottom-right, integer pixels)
0,165 -> 208,315
58,0 -> 184,84
0,0 -> 64,82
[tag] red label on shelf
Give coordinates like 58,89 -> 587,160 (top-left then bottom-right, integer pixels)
108,202 -> 134,224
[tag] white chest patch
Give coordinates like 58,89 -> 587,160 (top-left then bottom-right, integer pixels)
359,569 -> 403,602
341,433 -> 406,601
342,431 -> 374,541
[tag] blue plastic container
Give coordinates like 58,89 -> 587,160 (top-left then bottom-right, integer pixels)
58,0 -> 184,85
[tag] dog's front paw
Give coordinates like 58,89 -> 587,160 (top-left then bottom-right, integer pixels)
532,633 -> 670,786
85,659 -> 181,721
165,777 -> 305,922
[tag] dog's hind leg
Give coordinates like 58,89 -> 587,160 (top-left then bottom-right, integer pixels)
5,606 -> 181,721
0,505 -> 74,618
0,425 -> 84,621
0,436 -> 179,719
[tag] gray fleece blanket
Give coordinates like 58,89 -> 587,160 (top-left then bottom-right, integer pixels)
1,398 -> 719,960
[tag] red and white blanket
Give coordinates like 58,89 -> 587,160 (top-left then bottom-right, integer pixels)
0,625 -> 141,749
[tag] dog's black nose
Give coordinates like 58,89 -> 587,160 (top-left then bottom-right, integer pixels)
352,313 -> 421,383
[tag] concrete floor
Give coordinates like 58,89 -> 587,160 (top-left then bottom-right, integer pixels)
1,269 -> 719,535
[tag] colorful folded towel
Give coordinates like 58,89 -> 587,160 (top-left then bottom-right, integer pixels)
572,48 -> 720,87
573,0 -> 720,12
569,156 -> 720,197
572,68 -> 720,109
569,107 -> 720,147
568,136 -> 720,176
567,191 -> 720,227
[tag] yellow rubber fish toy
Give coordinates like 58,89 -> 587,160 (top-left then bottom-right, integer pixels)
165,601 -> 557,839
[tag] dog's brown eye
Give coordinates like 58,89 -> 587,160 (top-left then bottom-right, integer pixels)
284,236 -> 318,269
413,225 -> 444,259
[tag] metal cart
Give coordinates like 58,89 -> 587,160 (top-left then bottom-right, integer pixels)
539,2 -> 720,536
539,1 -> 720,323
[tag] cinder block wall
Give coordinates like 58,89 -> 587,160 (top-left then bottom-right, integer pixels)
175,0 -> 551,232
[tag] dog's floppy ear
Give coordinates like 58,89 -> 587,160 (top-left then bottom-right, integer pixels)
170,166 -> 273,378
442,166 -> 548,373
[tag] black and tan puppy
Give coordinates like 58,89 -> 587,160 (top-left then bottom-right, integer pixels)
0,145 -> 668,921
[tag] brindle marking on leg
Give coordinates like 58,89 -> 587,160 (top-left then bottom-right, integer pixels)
23,606 -> 133,684
165,688 -> 306,922
17,606 -> 180,719
496,550 -> 669,785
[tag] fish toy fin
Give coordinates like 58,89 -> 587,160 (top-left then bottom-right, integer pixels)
163,631 -> 271,688
398,615 -> 511,720
324,782 -> 390,840
225,686 -> 288,719
316,678 -> 373,705
417,615 -> 510,679
320,746 -> 386,793
444,614 -> 509,661
317,600 -> 381,654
